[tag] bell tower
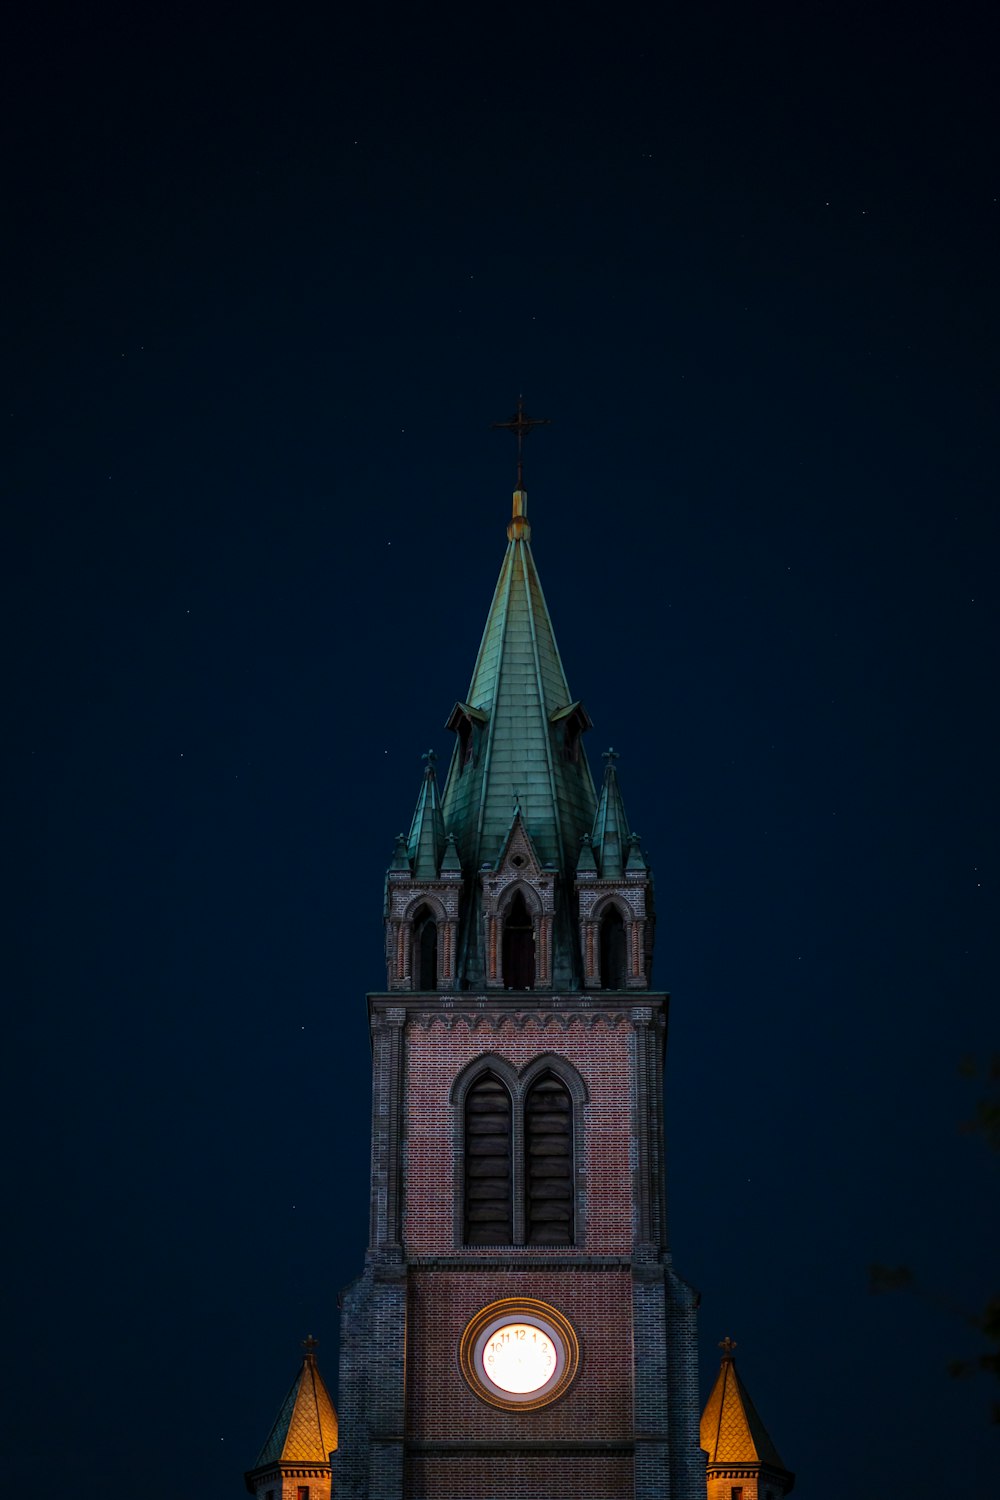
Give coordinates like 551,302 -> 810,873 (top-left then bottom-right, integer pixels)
335,412 -> 706,1499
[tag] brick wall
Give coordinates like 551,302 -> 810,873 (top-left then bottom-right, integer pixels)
406,1266 -> 634,1441
404,1451 -> 632,1498
403,1012 -> 636,1256
337,994 -> 704,1499
246,1464 -> 331,1500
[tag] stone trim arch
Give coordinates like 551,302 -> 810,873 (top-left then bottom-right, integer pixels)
404,892 -> 448,923
578,892 -> 647,990
590,892 -> 632,923
495,879 -> 543,920
519,1051 -> 589,1107
449,1051 -> 587,1248
386,890 -> 459,990
449,1052 -> 520,1108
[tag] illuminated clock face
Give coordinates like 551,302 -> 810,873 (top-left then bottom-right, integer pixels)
480,1321 -> 557,1394
459,1298 -> 579,1410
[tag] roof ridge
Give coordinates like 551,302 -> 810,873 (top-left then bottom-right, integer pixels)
472,540 -> 516,869
521,542 -> 567,874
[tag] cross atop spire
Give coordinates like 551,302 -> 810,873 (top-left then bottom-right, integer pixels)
491,396 -> 552,491
718,1335 -> 738,1358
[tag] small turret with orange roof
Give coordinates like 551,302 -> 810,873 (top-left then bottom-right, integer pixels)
700,1337 -> 795,1500
244,1336 -> 338,1500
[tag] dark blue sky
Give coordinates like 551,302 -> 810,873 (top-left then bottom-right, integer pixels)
5,2 -> 997,1495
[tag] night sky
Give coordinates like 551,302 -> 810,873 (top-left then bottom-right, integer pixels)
5,2 -> 997,1495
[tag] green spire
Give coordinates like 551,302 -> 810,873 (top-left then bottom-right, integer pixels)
440,831 -> 462,874
576,832 -> 598,875
389,832 -> 410,872
441,490 -> 596,876
440,484 -> 597,987
407,750 -> 445,879
591,748 -> 632,879
625,831 -> 648,874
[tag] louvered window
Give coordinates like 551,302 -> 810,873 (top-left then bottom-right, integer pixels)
464,1073 -> 512,1243
599,907 -> 626,989
525,1073 -> 574,1244
412,907 -> 437,990
502,890 -> 535,989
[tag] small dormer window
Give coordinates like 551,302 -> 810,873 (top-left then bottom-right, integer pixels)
549,700 -> 592,766
447,701 -> 487,776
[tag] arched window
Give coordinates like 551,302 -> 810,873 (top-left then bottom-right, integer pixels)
464,1072 -> 512,1243
412,906 -> 437,990
502,890 -> 535,990
525,1073 -> 574,1245
599,907 -> 627,989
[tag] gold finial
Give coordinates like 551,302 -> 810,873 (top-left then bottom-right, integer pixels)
719,1336 -> 737,1359
302,1333 -> 319,1359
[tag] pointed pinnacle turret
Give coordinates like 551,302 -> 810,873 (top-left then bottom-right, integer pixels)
625,832 -> 648,873
407,750 -> 446,879
576,831 -> 599,875
591,748 -> 633,879
440,831 -> 462,874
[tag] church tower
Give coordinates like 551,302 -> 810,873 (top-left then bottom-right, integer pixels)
335,409 -> 706,1500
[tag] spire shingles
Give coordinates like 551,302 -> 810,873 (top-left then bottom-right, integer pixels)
441,495 -> 595,877
439,487 -> 597,985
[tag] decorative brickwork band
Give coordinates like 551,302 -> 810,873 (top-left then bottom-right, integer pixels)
630,919 -> 642,983
487,915 -> 498,984
585,921 -> 596,986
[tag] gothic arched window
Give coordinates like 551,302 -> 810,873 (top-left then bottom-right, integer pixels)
464,1072 -> 513,1243
525,1072 -> 574,1245
599,906 -> 627,989
412,906 -> 438,990
502,890 -> 535,990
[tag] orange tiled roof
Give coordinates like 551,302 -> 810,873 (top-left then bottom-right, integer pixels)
254,1351 -> 338,1467
700,1354 -> 786,1470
